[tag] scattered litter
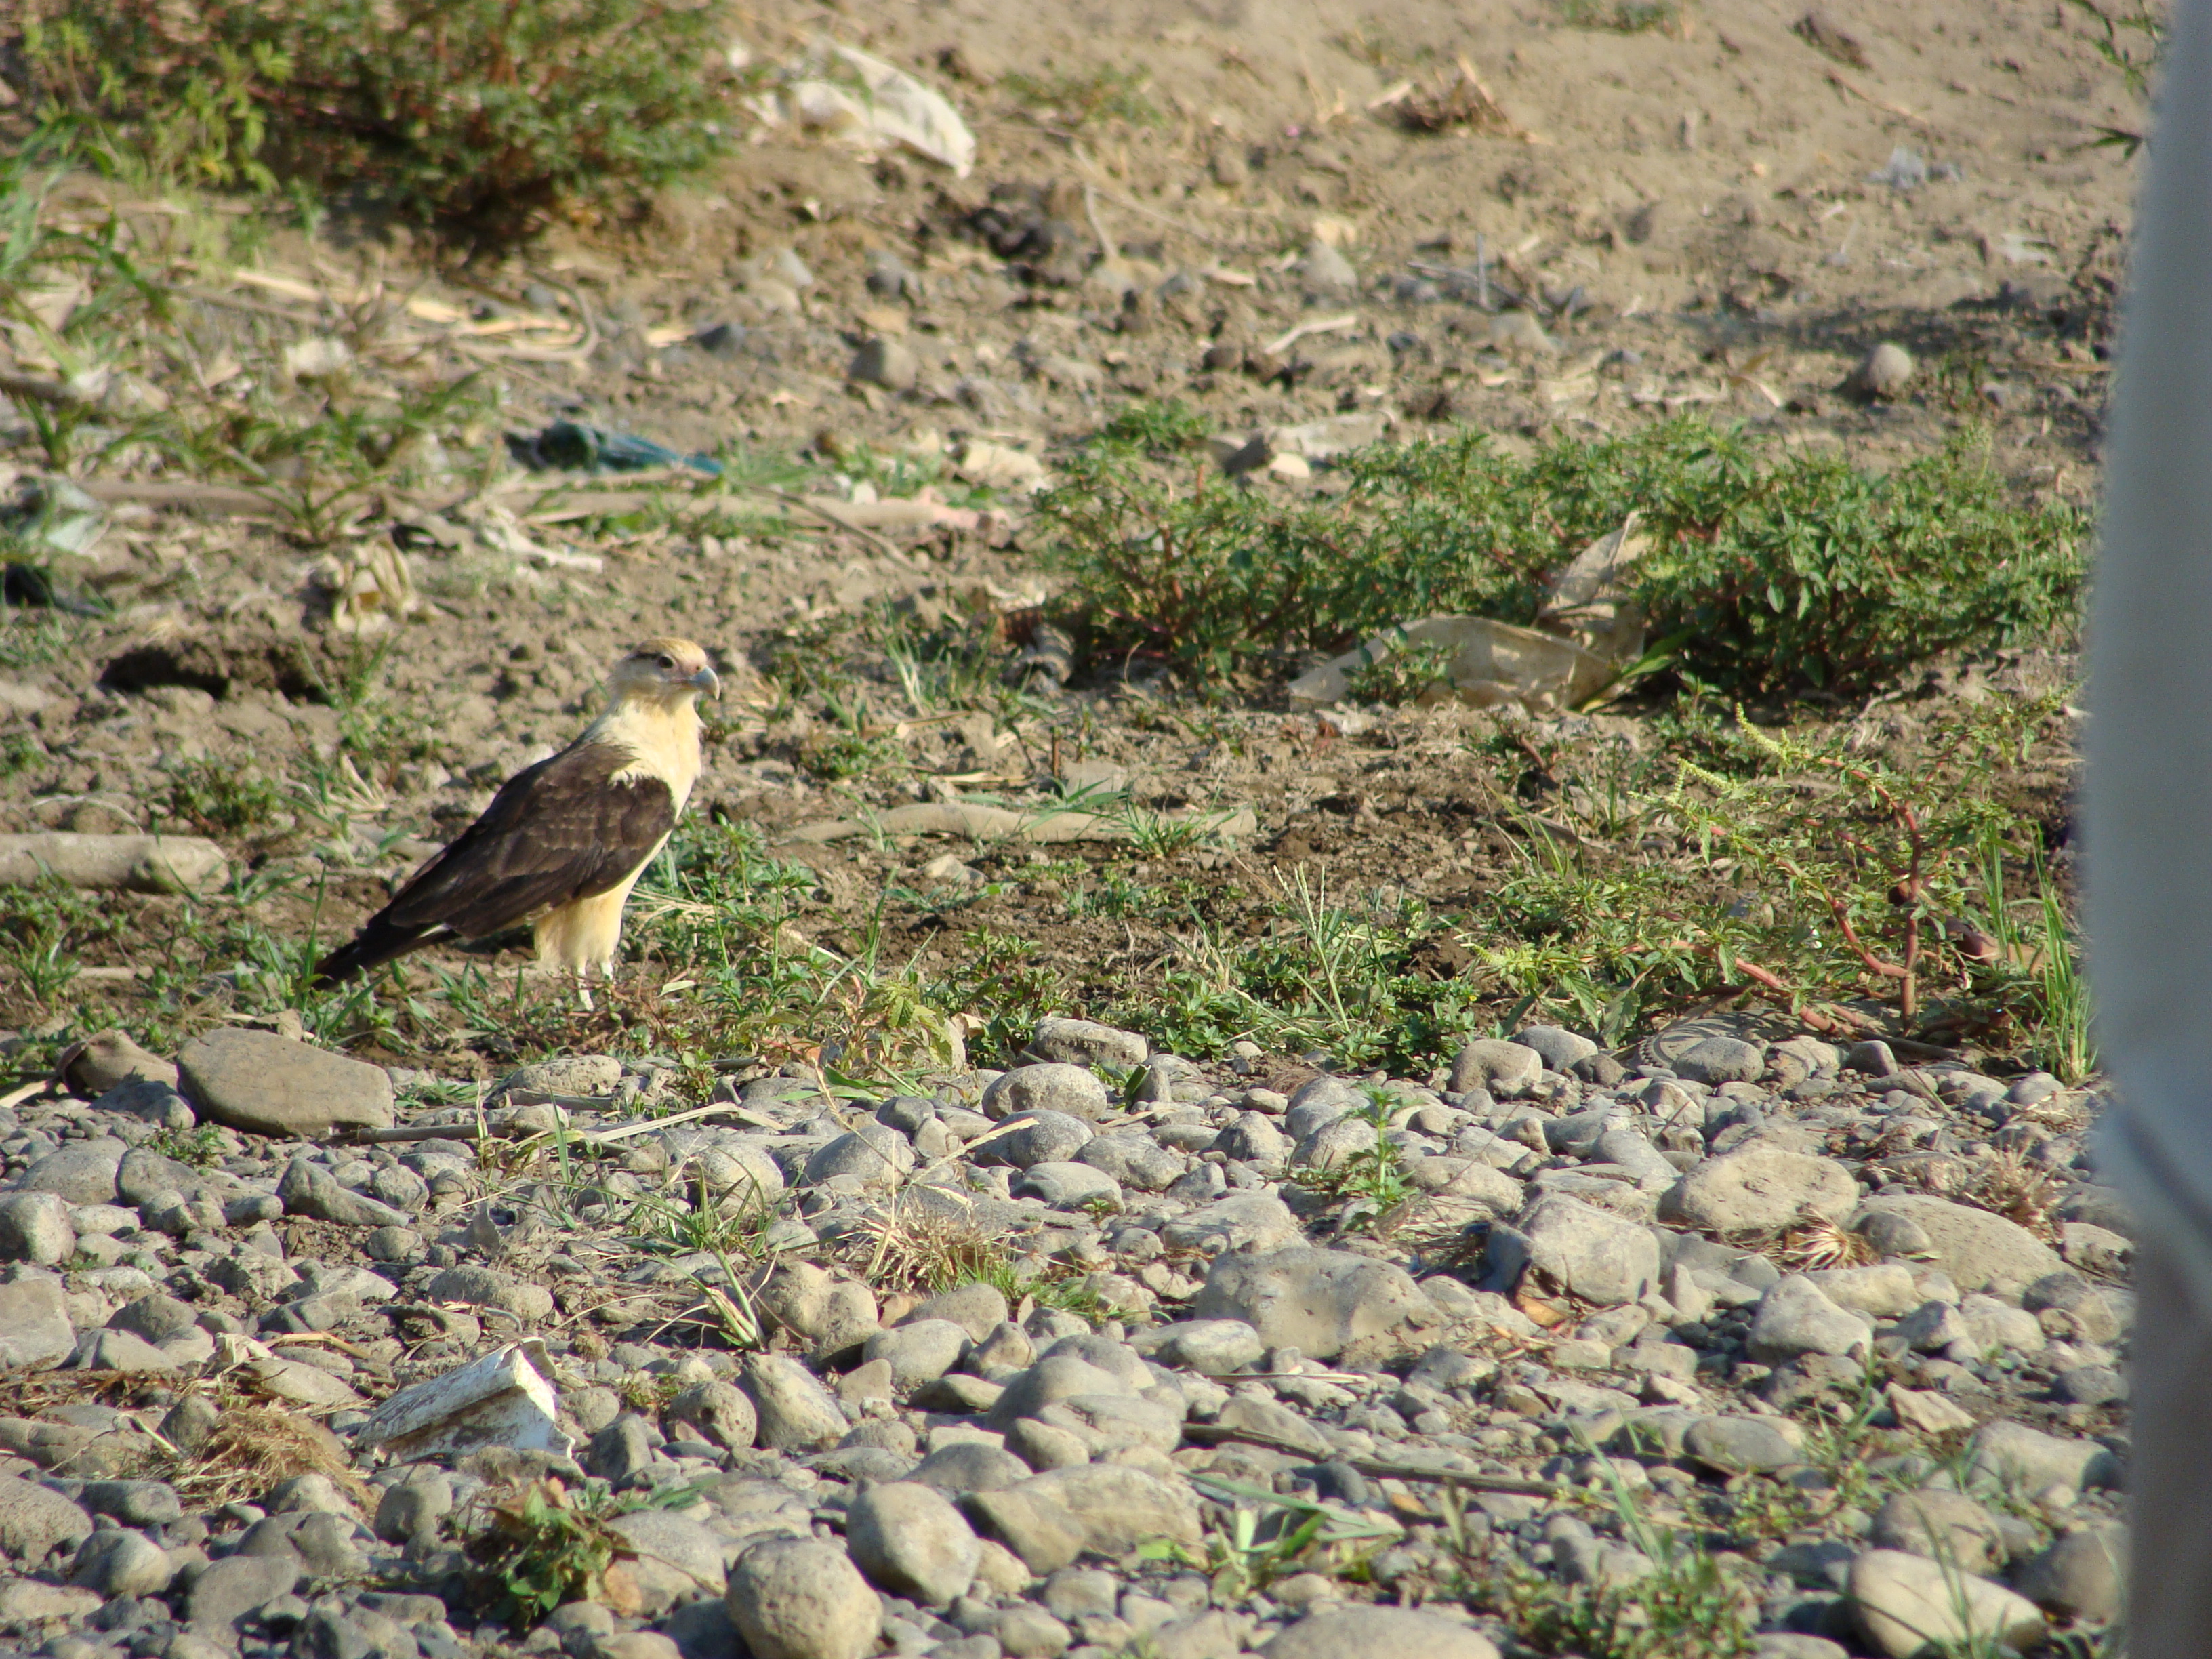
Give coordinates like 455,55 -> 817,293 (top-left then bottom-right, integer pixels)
316,542 -> 426,634
787,42 -> 976,177
1382,56 -> 1534,140
1288,516 -> 1652,712
281,335 -> 354,379
508,419 -> 722,478
1262,312 -> 1359,358
361,1342 -> 571,1462
1993,232 -> 2057,267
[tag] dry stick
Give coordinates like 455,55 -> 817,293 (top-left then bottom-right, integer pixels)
1826,69 -> 1926,125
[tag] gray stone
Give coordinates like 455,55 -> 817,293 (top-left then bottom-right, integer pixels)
1015,1162 -> 1122,1210
1264,1607 -> 1500,1659
1134,1319 -> 1264,1376
1516,1025 -> 1599,1071
0,1475 -> 90,1562
109,1293 -> 197,1345
849,336 -> 919,391
1029,1018 -> 1148,1067
1213,1113 -> 1291,1169
1193,1247 -> 1435,1357
905,1283 -> 1010,1343
423,1263 -> 556,1323
1683,1416 -> 1802,1474
974,1112 -> 1094,1170
1870,1490 -> 2003,1573
1848,1549 -> 2043,1659
374,1468 -> 453,1542
725,1537 -> 882,1659
501,1055 -> 621,1096
667,1380 -> 758,1452
0,1277 -> 75,1370
1296,1115 -> 1378,1170
1803,1263 -> 1920,1318
79,1480 -> 180,1528
1967,1420 -> 2120,1499
90,1077 -> 196,1132
1448,1040 -> 1543,1099
863,1319 -> 970,1393
983,1065 -> 1112,1123
2022,1271 -> 2125,1342
66,1029 -> 179,1094
911,1441 -> 1030,1494
1748,1276 -> 1872,1364
845,1480 -> 981,1605
70,1526 -> 171,1597
115,1147 -> 199,1207
743,1353 -> 848,1449
607,1507 -> 730,1614
1849,1194 -> 2063,1292
277,1157 -> 411,1227
1159,1192 -> 1301,1255
1017,1464 -> 1202,1554
989,1355 -> 1136,1427
1660,1147 -> 1858,1231
2013,1523 -> 2125,1622
16,1144 -> 122,1204
178,1027 -> 394,1138
586,1414 -> 659,1483
756,1261 -> 879,1355
1294,239 -> 1359,300
1671,1036 -> 1766,1084
0,1191 -> 73,1265
1856,342 -> 1917,397
963,1486 -> 1086,1573
68,1328 -> 177,1372
2055,1364 -> 2127,1406
1494,1194 -> 1658,1307
1077,1133 -> 1185,1191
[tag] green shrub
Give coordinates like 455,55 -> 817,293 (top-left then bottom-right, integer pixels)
1039,409 -> 2087,698
24,0 -> 733,238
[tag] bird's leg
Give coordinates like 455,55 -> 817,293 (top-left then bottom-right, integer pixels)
573,967 -> 596,1013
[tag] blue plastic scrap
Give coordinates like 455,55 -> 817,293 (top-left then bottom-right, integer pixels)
508,419 -> 722,478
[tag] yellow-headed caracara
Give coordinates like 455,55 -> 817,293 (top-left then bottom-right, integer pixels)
313,638 -> 719,1001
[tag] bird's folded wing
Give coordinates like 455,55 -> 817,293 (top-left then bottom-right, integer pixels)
377,745 -> 678,939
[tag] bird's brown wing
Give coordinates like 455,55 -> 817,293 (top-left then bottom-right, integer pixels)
377,743 -> 677,939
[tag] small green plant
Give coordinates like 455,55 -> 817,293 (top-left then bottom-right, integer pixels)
159,761 -> 286,838
1001,66 -> 1160,128
1295,1085 -> 1418,1232
1148,1475 -> 1401,1595
1560,0 -> 1684,30
2068,0 -> 2161,155
25,0 -> 735,239
1041,411 -> 2085,697
1481,1451 -> 1757,1659
1347,638 -> 1458,706
148,1124 -> 227,1168
460,1476 -> 699,1626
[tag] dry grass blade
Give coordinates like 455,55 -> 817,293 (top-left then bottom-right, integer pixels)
1776,1218 -> 1876,1271
1393,58 -> 1530,138
170,1401 -> 374,1509
850,1194 -> 1008,1292
1950,1148 -> 2064,1237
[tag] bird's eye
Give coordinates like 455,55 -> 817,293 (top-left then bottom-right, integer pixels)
653,653 -> 674,669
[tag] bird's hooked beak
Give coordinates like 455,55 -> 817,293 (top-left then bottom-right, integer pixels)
689,665 -> 722,699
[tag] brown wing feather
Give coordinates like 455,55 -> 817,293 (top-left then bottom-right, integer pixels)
377,744 -> 676,939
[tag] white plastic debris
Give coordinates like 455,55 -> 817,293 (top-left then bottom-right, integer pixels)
1288,516 -> 1652,713
360,1342 -> 571,1461
789,43 -> 975,176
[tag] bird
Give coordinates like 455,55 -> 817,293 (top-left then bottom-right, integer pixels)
312,637 -> 720,1004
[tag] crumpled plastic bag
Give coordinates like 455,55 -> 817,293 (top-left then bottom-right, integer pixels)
506,419 -> 721,478
790,43 -> 976,177
1287,514 -> 1652,712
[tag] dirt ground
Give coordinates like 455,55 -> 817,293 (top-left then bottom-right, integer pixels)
0,0 -> 2128,1065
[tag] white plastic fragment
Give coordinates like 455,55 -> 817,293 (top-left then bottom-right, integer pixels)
789,43 -> 976,176
360,1341 -> 571,1461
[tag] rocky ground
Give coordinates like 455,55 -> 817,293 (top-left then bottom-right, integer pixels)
0,1004 -> 2131,1659
0,0 -> 2146,1653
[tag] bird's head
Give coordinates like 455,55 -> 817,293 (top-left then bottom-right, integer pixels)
608,637 -> 720,710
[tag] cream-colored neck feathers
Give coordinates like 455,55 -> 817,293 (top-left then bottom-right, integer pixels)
581,684 -> 704,811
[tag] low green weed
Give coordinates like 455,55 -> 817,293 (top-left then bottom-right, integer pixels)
1040,408 -> 2085,698
460,1475 -> 697,1626
1001,67 -> 1160,128
25,0 -> 735,240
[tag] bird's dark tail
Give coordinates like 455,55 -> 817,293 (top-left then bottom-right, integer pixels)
311,919 -> 447,988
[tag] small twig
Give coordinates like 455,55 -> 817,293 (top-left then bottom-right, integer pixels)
1262,313 -> 1359,358
1825,68 -> 1926,125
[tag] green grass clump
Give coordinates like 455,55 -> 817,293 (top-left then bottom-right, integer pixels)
1040,408 -> 2085,698
24,0 -> 733,238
